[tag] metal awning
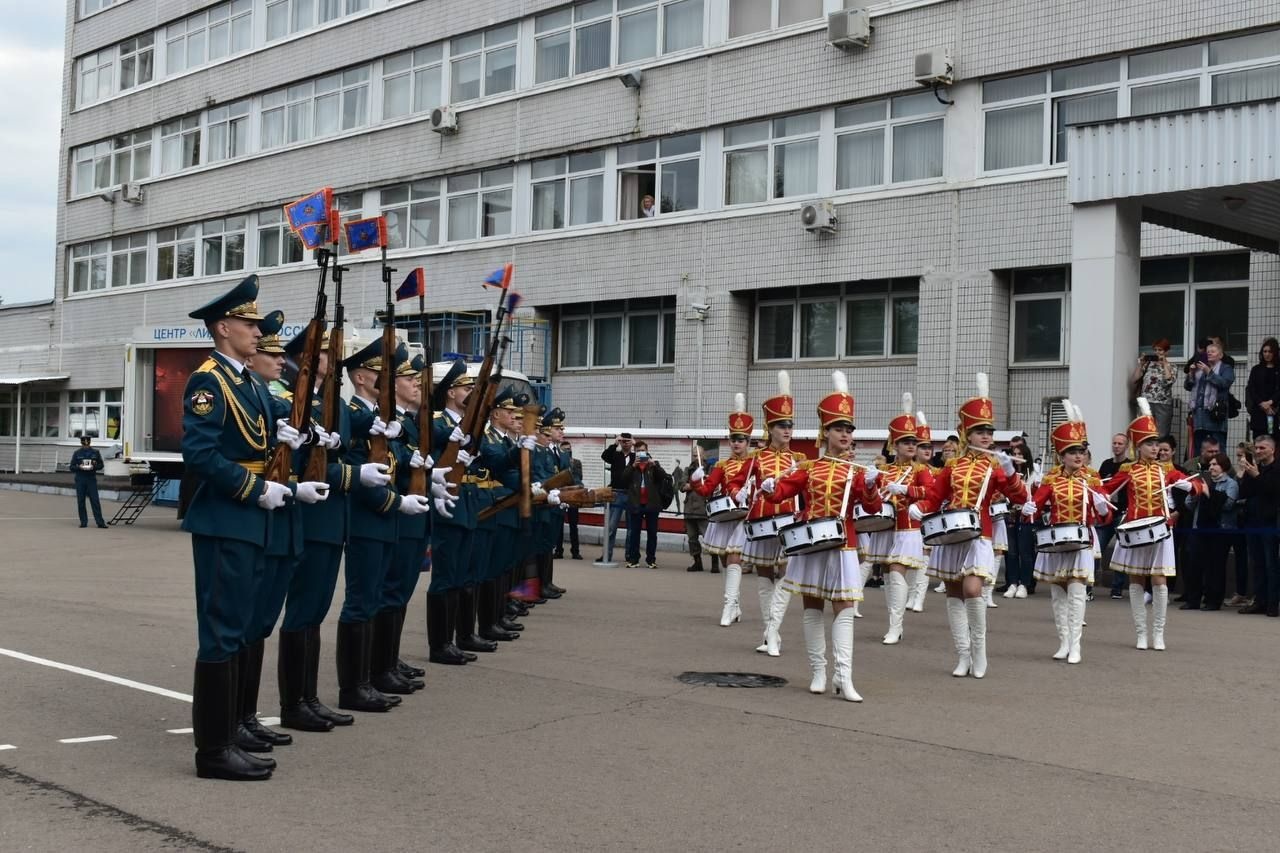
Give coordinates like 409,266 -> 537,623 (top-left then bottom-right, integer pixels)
0,375 -> 69,385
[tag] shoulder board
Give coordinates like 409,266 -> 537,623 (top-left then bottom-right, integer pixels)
347,400 -> 361,411
277,390 -> 294,402
195,358 -> 219,374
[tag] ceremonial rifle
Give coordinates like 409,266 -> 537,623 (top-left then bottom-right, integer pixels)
409,290 -> 433,496
267,241 -> 329,484
369,247 -> 397,465
520,403 -> 539,522
304,219 -> 346,483
477,468 -> 575,521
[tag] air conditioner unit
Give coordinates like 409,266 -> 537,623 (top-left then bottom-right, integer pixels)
430,105 -> 458,134
827,9 -> 871,50
914,48 -> 954,85
122,182 -> 144,203
801,200 -> 837,234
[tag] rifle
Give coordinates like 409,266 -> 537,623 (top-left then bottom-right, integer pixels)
556,486 -> 615,508
369,247 -> 396,465
268,246 -> 329,484
478,468 -> 575,521
519,403 -> 539,521
409,299 -> 433,496
306,225 -> 347,483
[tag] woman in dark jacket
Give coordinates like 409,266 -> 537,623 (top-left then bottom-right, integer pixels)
1245,337 -> 1280,440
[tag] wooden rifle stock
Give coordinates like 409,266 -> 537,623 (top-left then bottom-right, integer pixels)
409,358 -> 433,496
477,468 -> 574,521
520,405 -> 539,520
269,250 -> 330,484
370,318 -> 395,464
306,287 -> 344,481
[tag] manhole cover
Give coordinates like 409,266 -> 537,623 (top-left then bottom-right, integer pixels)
676,672 -> 788,688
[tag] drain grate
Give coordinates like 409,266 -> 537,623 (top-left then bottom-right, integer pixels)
676,672 -> 788,688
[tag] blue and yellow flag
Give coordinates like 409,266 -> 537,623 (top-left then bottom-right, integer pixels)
344,216 -> 388,253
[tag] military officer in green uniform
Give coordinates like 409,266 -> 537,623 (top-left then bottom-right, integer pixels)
474,388 -> 527,642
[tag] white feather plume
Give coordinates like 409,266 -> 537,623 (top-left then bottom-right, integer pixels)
1136,396 -> 1152,418
1071,402 -> 1085,423
1061,398 -> 1074,422
831,370 -> 849,394
902,392 -> 914,416
976,372 -> 989,399
777,370 -> 791,397
733,392 -> 746,412
916,411 -> 928,427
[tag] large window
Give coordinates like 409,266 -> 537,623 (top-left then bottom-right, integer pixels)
532,151 -> 606,230
1139,253 -> 1251,358
382,45 -> 443,120
71,240 -> 110,293
617,133 -> 701,219
77,49 -> 114,107
110,234 -> 148,288
160,115 -> 201,174
68,390 -> 123,439
156,225 -> 197,281
206,101 -> 250,163
72,141 -> 113,194
450,24 -> 518,102
1009,267 -> 1070,366
22,391 -> 61,439
201,216 -> 247,276
256,209 -> 305,268
80,0 -> 122,16
260,67 -> 370,149
724,112 -> 820,205
560,297 -> 677,369
71,234 -> 146,293
381,180 -> 442,249
535,3 -> 613,83
118,34 -> 154,91
754,280 -> 920,361
835,92 -> 945,188
728,0 -> 822,38
445,168 -> 514,241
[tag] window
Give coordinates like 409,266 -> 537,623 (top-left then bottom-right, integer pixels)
207,0 -> 254,62
110,234 -> 148,288
165,10 -> 211,75
202,216 -> 247,276
559,297 -> 676,369
381,180 -> 442,249
445,168 -> 513,241
72,141 -> 113,194
835,93 -> 945,188
0,390 -> 13,437
22,391 -> 61,439
80,0 -> 121,15
754,280 -> 920,361
724,112 -> 820,205
267,0 -> 315,40
77,49 -> 114,106
71,240 -> 110,293
257,209 -> 305,267
156,225 -> 197,281
118,34 -> 154,90
532,151 -> 605,230
314,67 -> 371,136
1009,267 -> 1070,365
728,0 -> 822,38
261,84 -> 310,149
382,45 -> 443,120
68,234 -> 147,295
320,0 -> 369,24
160,116 -> 201,174
450,24 -> 518,102
206,101 -> 249,162
68,390 -> 122,439
616,0 -> 703,62
535,2 -> 613,83
1139,253 -> 1251,357
617,133 -> 700,219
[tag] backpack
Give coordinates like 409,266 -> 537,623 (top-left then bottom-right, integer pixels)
657,468 -> 676,510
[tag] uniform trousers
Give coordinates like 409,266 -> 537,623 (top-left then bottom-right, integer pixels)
192,535 -> 264,662
281,541 -> 343,632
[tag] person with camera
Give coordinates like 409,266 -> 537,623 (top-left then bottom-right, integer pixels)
1180,452 -> 1238,611
597,432 -> 636,566
1132,339 -> 1176,439
623,440 -> 669,569
1245,337 -> 1280,441
1184,340 -> 1235,455
1237,435 -> 1280,617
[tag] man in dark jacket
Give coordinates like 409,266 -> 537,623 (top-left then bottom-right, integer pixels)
596,432 -> 635,565
624,440 -> 666,569
70,435 -> 107,528
1237,434 -> 1280,616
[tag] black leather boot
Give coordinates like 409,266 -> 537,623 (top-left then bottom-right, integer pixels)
427,593 -> 468,665
336,621 -> 394,712
371,608 -> 417,695
479,579 -> 519,641
497,576 -> 524,631
303,625 -> 352,727
686,554 -> 705,572
397,606 -> 426,679
456,586 -> 498,652
710,554 -> 721,574
193,659 -> 273,780
391,608 -> 424,689
447,589 -> 479,660
278,630 -> 333,732
544,555 -> 565,595
233,648 -> 274,754
241,640 -> 292,746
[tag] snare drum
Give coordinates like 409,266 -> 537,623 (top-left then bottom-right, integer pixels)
989,500 -> 1011,520
853,504 -> 896,533
707,495 -> 748,523
779,517 -> 847,556
1116,517 -> 1171,548
1035,523 -> 1091,553
920,509 -> 981,546
744,513 -> 794,542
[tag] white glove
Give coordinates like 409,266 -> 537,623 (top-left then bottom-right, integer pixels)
456,449 -> 475,467
759,477 -> 776,494
547,489 -> 562,507
690,467 -> 704,483
433,497 -> 454,519
734,487 -> 751,504
257,480 -> 292,510
1021,501 -> 1038,518
430,480 -> 456,502
383,418 -> 403,439
908,504 -> 924,522
409,450 -> 429,470
359,462 -> 391,487
863,467 -> 880,486
369,416 -> 390,437
313,426 -> 342,450
886,482 -> 908,496
275,419 -> 305,450
397,494 -> 430,515
431,466 -> 452,485
519,435 -> 537,451
1092,492 -> 1111,514
295,481 -> 330,504
532,481 -> 546,499
1172,479 -> 1193,492
448,426 -> 471,446
994,451 -> 1016,477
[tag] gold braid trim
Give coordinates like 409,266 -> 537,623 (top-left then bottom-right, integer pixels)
208,368 -> 268,452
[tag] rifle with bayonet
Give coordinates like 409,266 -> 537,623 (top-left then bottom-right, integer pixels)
409,303 -> 433,496
305,219 -> 346,482
268,241 -> 330,484
369,248 -> 396,465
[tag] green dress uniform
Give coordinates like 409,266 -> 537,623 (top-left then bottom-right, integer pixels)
474,390 -> 525,642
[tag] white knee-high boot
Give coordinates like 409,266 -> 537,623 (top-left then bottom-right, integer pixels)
802,609 -> 826,694
765,579 -> 789,657
904,569 -> 919,611
1066,582 -> 1086,664
883,572 -> 907,644
853,560 -> 873,618
946,597 -> 970,677
720,563 -> 742,627
755,575 -> 774,652
911,568 -> 930,612
1050,584 -> 1069,660
1151,584 -> 1168,651
831,609 -> 862,702
1129,583 -> 1148,650
965,596 -> 988,679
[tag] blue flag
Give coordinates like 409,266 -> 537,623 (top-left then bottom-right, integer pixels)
344,216 -> 387,253
284,187 -> 332,233
396,268 -> 426,301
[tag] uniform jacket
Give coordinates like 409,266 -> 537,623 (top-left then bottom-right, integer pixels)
1101,459 -> 1206,523
70,447 -> 104,480
767,454 -> 882,548
914,451 -> 1030,539
346,395 -> 402,543
879,460 -> 935,531
728,447 -> 807,520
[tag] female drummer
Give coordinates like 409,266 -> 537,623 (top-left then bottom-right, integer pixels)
1021,402 -> 1111,664
1101,397 -> 1206,651
760,371 -> 881,702
907,412 -> 936,612
728,371 -> 805,657
689,394 -> 753,628
872,394 -> 934,644
910,374 -> 1029,679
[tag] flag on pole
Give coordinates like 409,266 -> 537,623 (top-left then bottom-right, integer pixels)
482,263 -> 514,290
396,267 -> 426,301
343,216 -> 389,253
284,187 -> 333,232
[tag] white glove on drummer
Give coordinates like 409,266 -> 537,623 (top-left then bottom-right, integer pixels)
690,467 -> 704,483
885,482 -> 908,496
257,480 -> 292,510
359,462 -> 391,487
275,419 -> 305,450
547,489 -> 562,507
295,481 -> 330,504
1021,501 -> 1038,519
397,494 -> 430,515
1172,479 -> 1194,492
993,451 -> 1016,477
863,467 -> 880,486
733,487 -> 751,504
431,466 -> 452,485
448,426 -> 470,447
409,450 -> 431,470
907,504 -> 924,522
519,435 -> 537,451
759,477 -> 776,494
1091,492 -> 1111,514
456,448 -> 475,467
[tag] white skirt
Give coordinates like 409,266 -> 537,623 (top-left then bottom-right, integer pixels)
991,521 -> 1008,554
857,530 -> 895,563
885,529 -> 927,570
780,546 -> 864,602
1110,536 -> 1177,578
1091,528 -> 1101,559
701,519 -> 746,556
1033,548 -> 1096,584
742,533 -> 786,570
927,537 -> 996,582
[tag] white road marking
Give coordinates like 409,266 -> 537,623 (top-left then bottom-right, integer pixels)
58,735 -> 117,744
0,648 -> 192,703
0,744 -> 16,751
166,728 -> 194,735
260,716 -> 281,726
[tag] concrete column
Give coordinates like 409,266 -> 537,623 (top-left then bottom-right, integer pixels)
1069,201 -> 1141,441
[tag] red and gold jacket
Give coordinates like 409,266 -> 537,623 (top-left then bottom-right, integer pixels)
915,451 -> 1030,539
879,460 -> 935,531
691,456 -> 751,500
1101,460 -> 1205,522
1027,468 -> 1112,526
727,446 -> 807,520
766,454 -> 881,548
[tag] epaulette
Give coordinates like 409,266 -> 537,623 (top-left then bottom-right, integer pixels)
195,357 -> 219,374
789,448 -> 809,460
1118,462 -> 1133,474
278,389 -> 294,401
347,400 -> 360,411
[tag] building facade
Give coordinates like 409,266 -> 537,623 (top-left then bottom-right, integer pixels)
1,0 -> 1278,472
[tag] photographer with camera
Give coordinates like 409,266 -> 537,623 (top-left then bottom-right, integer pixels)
1184,339 -> 1235,455
1131,338 -> 1176,439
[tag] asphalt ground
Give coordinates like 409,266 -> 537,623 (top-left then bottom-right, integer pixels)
1,489 -> 1277,852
